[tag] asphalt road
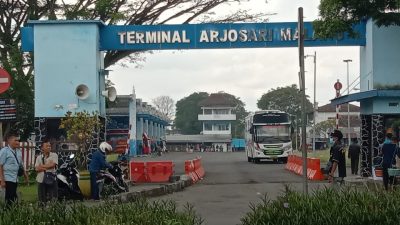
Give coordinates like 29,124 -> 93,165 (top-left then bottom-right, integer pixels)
141,152 -> 329,225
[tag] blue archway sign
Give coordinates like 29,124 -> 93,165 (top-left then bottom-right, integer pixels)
21,21 -> 366,52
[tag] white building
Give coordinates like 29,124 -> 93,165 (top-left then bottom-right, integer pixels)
315,103 -> 360,125
308,103 -> 361,148
198,93 -> 236,135
166,92 -> 237,152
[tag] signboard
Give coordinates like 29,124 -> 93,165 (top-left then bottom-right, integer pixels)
334,81 -> 343,90
21,21 -> 366,51
0,99 -> 17,121
0,68 -> 11,94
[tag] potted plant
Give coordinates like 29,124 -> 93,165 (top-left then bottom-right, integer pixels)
59,110 -> 103,197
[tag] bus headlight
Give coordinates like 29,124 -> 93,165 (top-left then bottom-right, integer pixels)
282,145 -> 292,152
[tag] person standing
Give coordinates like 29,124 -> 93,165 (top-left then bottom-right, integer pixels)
88,142 -> 112,200
35,139 -> 58,204
380,136 -> 399,191
348,138 -> 361,175
328,130 -> 346,186
0,132 -> 29,206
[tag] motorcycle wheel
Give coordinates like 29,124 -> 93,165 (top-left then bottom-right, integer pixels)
123,182 -> 129,192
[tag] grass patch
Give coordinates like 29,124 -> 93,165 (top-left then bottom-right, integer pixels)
294,148 -> 351,166
241,186 -> 400,225
0,198 -> 203,225
19,183 -> 38,203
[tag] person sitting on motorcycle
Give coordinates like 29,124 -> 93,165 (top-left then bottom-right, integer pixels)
88,142 -> 113,200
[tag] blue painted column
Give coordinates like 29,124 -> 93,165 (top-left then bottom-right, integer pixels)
161,125 -> 165,138
155,123 -> 159,141
144,119 -> 149,135
137,117 -> 143,155
149,120 -> 154,139
128,86 -> 137,157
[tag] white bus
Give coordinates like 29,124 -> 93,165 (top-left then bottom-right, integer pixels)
245,110 -> 292,163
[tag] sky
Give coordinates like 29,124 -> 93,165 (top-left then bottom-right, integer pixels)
108,0 -> 360,112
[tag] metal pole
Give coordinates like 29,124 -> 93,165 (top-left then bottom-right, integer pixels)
313,51 -> 316,152
298,7 -> 308,194
295,115 -> 298,150
344,59 -> 352,146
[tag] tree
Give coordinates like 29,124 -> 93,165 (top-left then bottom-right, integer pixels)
257,84 -> 313,122
0,0 -> 269,139
314,0 -> 400,39
152,96 -> 175,121
310,119 -> 335,138
175,92 -> 209,135
59,111 -> 102,169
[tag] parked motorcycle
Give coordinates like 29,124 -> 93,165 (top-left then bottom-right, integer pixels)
97,161 -> 129,197
57,154 -> 84,201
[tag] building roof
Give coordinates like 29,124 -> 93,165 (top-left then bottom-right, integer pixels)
330,90 -> 400,105
318,103 -> 360,113
166,134 -> 232,143
198,92 -> 237,107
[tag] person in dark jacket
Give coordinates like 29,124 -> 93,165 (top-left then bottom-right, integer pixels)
328,130 -> 346,186
88,142 -> 112,200
348,138 -> 361,175
380,136 -> 399,190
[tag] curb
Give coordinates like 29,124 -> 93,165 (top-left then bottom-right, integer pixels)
113,175 -> 193,202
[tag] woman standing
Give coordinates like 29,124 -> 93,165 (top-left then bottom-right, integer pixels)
35,139 -> 58,203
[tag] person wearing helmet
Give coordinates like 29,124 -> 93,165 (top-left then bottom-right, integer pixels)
88,142 -> 113,200
328,130 -> 346,186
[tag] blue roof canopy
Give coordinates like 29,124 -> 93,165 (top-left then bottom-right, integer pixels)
331,90 -> 400,105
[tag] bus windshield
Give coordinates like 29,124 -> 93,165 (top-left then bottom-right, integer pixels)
255,125 -> 290,143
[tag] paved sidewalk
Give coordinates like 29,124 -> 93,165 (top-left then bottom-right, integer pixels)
111,174 -> 193,202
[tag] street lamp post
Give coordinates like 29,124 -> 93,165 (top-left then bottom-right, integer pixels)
305,51 -> 317,152
343,59 -> 352,146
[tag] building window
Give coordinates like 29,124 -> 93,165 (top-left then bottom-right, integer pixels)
204,109 -> 212,114
216,124 -> 229,131
214,109 -> 229,114
204,123 -> 212,131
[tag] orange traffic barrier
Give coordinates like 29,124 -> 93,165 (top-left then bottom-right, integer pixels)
146,161 -> 174,183
285,155 -> 324,181
130,161 -> 147,183
307,158 -> 324,180
285,155 -> 293,170
193,157 -> 205,180
185,160 -> 198,183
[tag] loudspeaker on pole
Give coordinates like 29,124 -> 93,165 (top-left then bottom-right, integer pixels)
76,84 -> 90,100
102,87 -> 117,102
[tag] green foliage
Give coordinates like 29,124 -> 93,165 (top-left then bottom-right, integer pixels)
59,111 -> 102,169
175,92 -> 209,135
310,119 -> 336,138
18,183 -> 38,203
257,84 -> 313,120
0,44 -> 34,139
241,187 -> 400,225
314,0 -> 400,39
0,199 -> 203,225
